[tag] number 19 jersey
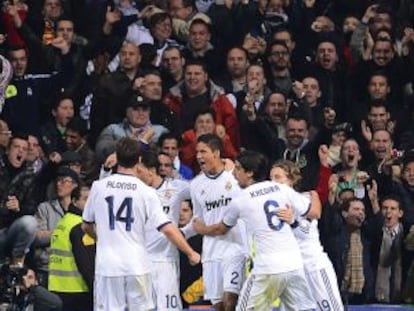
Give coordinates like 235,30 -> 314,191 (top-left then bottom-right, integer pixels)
83,173 -> 170,277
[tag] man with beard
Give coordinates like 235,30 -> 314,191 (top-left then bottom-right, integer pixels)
265,40 -> 296,97
308,37 -> 347,121
281,115 -> 320,191
239,92 -> 287,161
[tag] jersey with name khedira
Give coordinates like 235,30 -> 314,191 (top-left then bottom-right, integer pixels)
190,170 -> 248,261
223,181 -> 310,274
145,178 -> 189,261
82,173 -> 170,277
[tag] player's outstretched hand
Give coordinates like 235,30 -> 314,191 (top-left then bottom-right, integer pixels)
188,251 -> 201,266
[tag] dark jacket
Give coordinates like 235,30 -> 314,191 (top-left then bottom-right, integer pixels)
0,157 -> 38,228
323,203 -> 379,304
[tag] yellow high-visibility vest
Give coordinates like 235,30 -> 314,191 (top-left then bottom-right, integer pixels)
48,212 -> 90,293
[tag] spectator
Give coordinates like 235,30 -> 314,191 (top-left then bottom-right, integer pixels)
181,107 -> 237,173
2,46 -> 73,134
217,46 -> 249,95
65,117 -> 98,184
0,134 -> 38,267
95,94 -> 168,163
90,41 -> 142,146
40,93 -> 74,157
164,60 -> 239,148
159,132 -> 193,180
34,167 -> 79,286
160,46 -> 186,92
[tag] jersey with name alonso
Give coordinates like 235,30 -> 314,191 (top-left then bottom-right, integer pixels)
83,173 -> 170,277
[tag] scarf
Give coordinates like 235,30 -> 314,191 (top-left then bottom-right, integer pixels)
344,229 -> 365,294
375,224 -> 403,302
0,55 -> 13,113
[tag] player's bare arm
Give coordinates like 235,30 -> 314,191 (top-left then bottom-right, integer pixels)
192,218 -> 230,236
161,223 -> 201,265
306,190 -> 322,219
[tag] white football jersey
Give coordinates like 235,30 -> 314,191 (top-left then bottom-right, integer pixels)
83,173 -> 170,277
145,178 -> 190,261
190,170 -> 248,261
223,181 -> 310,274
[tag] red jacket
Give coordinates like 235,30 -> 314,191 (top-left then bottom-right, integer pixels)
164,81 -> 240,149
181,128 -> 238,174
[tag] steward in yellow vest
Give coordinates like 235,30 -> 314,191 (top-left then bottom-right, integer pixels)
48,186 -> 95,311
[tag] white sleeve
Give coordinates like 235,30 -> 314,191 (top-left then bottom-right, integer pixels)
82,182 -> 98,223
222,201 -> 240,227
285,186 -> 311,217
190,185 -> 204,222
146,189 -> 171,230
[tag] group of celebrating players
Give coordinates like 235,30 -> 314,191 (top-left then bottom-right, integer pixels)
82,133 -> 344,311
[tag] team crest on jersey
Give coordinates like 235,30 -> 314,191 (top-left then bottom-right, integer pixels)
225,181 -> 232,191
164,190 -> 172,199
297,154 -> 307,169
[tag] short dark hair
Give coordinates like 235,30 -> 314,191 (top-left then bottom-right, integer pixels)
286,115 -> 309,129
148,12 -> 171,29
266,40 -> 289,57
380,194 -> 401,210
341,197 -> 364,212
190,18 -> 211,33
66,117 -> 88,137
197,134 -> 223,157
368,99 -> 389,112
116,138 -> 141,168
194,107 -> 215,124
52,92 -> 75,110
237,150 -> 269,182
8,133 -> 28,148
158,133 -> 181,148
139,150 -> 160,171
227,46 -> 249,60
70,184 -> 89,201
184,59 -> 208,74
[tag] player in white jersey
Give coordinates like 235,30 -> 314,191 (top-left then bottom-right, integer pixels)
270,160 -> 344,311
136,150 -> 190,310
193,150 -> 319,311
82,138 -> 200,311
189,134 -> 249,311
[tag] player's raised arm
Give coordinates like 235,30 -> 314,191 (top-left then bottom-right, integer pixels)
160,223 -> 201,265
307,190 -> 322,219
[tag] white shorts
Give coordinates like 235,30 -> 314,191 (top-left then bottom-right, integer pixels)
151,261 -> 182,310
238,269 -> 315,311
203,255 -> 247,304
94,274 -> 154,311
305,265 -> 344,311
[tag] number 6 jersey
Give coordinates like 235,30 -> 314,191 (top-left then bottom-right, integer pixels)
223,180 -> 310,274
83,173 -> 170,277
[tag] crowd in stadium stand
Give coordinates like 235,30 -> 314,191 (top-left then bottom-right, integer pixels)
0,0 -> 414,310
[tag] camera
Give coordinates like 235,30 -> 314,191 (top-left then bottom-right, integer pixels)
0,264 -> 33,311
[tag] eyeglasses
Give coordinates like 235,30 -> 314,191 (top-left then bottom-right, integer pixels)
56,177 -> 74,184
271,51 -> 289,57
159,163 -> 173,168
